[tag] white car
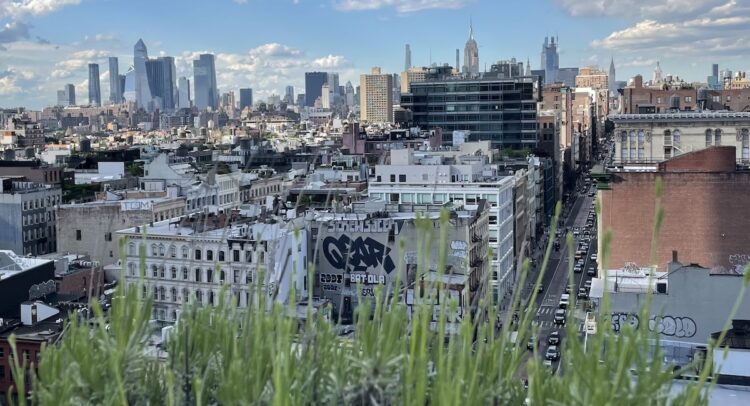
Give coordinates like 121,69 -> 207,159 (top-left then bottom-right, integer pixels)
559,294 -> 570,309
590,253 -> 598,261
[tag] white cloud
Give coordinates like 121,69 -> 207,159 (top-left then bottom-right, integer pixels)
0,0 -> 81,20
334,0 -> 471,13
620,57 -> 658,67
311,55 -> 347,68
555,0 -> 725,19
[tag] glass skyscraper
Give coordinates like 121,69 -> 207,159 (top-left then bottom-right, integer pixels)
88,63 -> 101,106
108,57 -> 122,104
305,72 -> 327,107
146,57 -> 176,111
134,39 -> 153,109
239,88 -> 253,110
193,54 -> 218,110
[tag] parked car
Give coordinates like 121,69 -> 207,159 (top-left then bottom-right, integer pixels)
578,288 -> 588,300
548,331 -> 561,345
546,345 -> 560,361
587,266 -> 597,277
574,264 -> 583,273
584,280 -> 592,290
590,253 -> 598,262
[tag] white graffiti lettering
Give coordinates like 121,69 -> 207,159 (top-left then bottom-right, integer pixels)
610,313 -> 697,338
450,240 -> 468,250
729,254 -> 750,274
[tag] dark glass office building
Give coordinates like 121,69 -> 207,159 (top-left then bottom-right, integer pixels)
145,56 -> 176,111
400,69 -> 541,150
239,88 -> 253,110
304,71 -> 327,107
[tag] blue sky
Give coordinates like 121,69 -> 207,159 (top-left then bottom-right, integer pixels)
1,0 -> 749,109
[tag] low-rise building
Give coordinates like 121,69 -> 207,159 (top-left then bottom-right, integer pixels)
56,192 -> 186,267
0,177 -> 61,256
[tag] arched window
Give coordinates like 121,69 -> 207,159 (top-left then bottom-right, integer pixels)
218,251 -> 225,261
195,268 -> 202,282
715,128 -> 722,146
169,245 -> 176,258
182,267 -> 189,280
208,290 -> 215,306
142,285 -> 147,299
207,269 -> 213,283
158,244 -> 165,256
206,250 -> 214,261
159,265 -> 165,278
182,288 -> 189,302
128,243 -> 135,256
181,246 -> 189,259
705,129 -> 713,147
151,265 -> 158,278
196,290 -> 203,304
158,286 -> 166,301
153,286 -> 158,300
128,262 -> 136,276
195,248 -> 202,261
220,270 -> 226,284
171,310 -> 178,321
170,266 -> 177,279
171,287 -> 177,302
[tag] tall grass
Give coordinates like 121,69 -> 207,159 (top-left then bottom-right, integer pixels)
8,189 -> 742,405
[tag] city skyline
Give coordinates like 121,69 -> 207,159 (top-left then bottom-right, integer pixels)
1,0 -> 749,109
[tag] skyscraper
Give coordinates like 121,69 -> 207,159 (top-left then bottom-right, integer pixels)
239,88 -> 253,110
462,22 -> 479,76
108,57 -> 122,104
321,83 -> 331,109
88,63 -> 101,106
284,85 -> 294,104
405,44 -> 412,71
608,57 -> 617,96
193,54 -> 218,110
345,81 -> 355,107
541,36 -> 559,85
304,72 -> 327,107
177,77 -> 191,109
133,39 -> 153,109
65,84 -> 75,105
653,61 -> 663,84
146,56 -> 176,110
118,74 -> 125,102
455,49 -> 460,73
360,67 -> 393,123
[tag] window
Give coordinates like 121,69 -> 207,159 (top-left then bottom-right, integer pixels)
128,262 -> 136,277
159,266 -> 165,278
208,291 -> 215,306
705,129 -> 713,147
182,288 -> 189,302
715,128 -> 722,146
158,286 -> 166,301
206,250 -> 214,261
218,251 -> 225,261
169,245 -> 176,258
152,265 -> 158,278
158,244 -> 165,256
685,96 -> 693,103
181,246 -> 189,258
195,249 -> 202,261
171,288 -> 177,302
233,250 -> 240,262
128,243 -> 135,256
233,269 -> 240,284
76,230 -> 82,240
170,266 -> 177,279
673,129 -> 681,146
389,174 -> 396,182
207,269 -> 213,283
220,270 -> 226,283
195,268 -> 202,282
398,174 -> 406,182
105,232 -> 112,242
196,290 -> 203,304
245,251 -> 252,263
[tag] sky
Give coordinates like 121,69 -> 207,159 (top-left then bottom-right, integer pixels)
1,0 -> 749,109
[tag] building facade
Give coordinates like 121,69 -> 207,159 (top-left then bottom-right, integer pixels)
360,67 -> 394,124
193,54 -> 218,110
611,112 -> 750,164
400,71 -> 541,150
88,63 -> 101,107
0,178 -> 61,256
108,57 -> 122,104
305,72 -> 327,107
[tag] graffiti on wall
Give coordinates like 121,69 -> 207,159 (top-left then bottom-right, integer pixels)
610,313 -> 697,338
450,240 -> 468,259
322,235 -> 396,275
729,254 -> 750,274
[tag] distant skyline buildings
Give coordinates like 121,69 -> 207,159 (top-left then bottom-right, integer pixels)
193,53 -> 218,110
132,39 -> 153,109
284,85 -> 294,105
108,57 -> 122,104
405,44 -> 412,71
146,56 -> 177,111
177,76 -> 191,109
462,22 -> 479,76
56,83 -> 75,106
87,63 -> 101,106
304,71 -> 327,107
541,36 -> 559,85
239,88 -> 253,110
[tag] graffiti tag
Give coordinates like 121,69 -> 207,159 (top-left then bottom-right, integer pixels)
729,254 -> 750,274
450,240 -> 468,250
322,235 -> 396,274
610,313 -> 697,338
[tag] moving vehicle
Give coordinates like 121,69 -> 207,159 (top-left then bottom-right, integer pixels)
559,294 -> 570,308
548,331 -> 561,345
587,266 -> 597,277
527,337 -> 538,350
590,253 -> 598,262
554,309 -> 566,325
578,288 -> 588,300
546,345 -> 560,361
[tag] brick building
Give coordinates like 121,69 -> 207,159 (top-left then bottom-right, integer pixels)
597,146 -> 750,274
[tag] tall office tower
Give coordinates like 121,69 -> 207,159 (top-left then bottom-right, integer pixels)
220,91 -> 235,110
608,57 -> 617,95
345,81 -> 355,107
462,22 -> 479,76
321,83 -> 331,108
653,61 -> 663,84
177,77 -> 191,109
146,56 -> 176,110
108,57 -> 122,104
541,36 -> 559,85
239,88 -> 253,110
118,74 -> 126,101
133,39 -> 153,109
56,90 -> 67,106
405,44 -> 412,71
360,67 -> 393,123
305,72 -> 327,107
193,54 -> 218,110
296,93 -> 305,107
327,72 -> 340,96
456,49 -> 460,72
88,63 -> 101,106
65,83 -> 75,105
708,64 -> 721,90
284,85 -> 294,104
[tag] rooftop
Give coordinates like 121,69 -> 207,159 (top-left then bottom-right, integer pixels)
610,111 -> 750,122
0,250 -> 52,280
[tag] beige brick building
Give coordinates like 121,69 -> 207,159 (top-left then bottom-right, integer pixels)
360,67 -> 393,124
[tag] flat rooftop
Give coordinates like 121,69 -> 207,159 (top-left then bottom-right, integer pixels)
0,250 -> 52,280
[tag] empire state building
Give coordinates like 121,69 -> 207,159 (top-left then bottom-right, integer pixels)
462,22 -> 479,76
